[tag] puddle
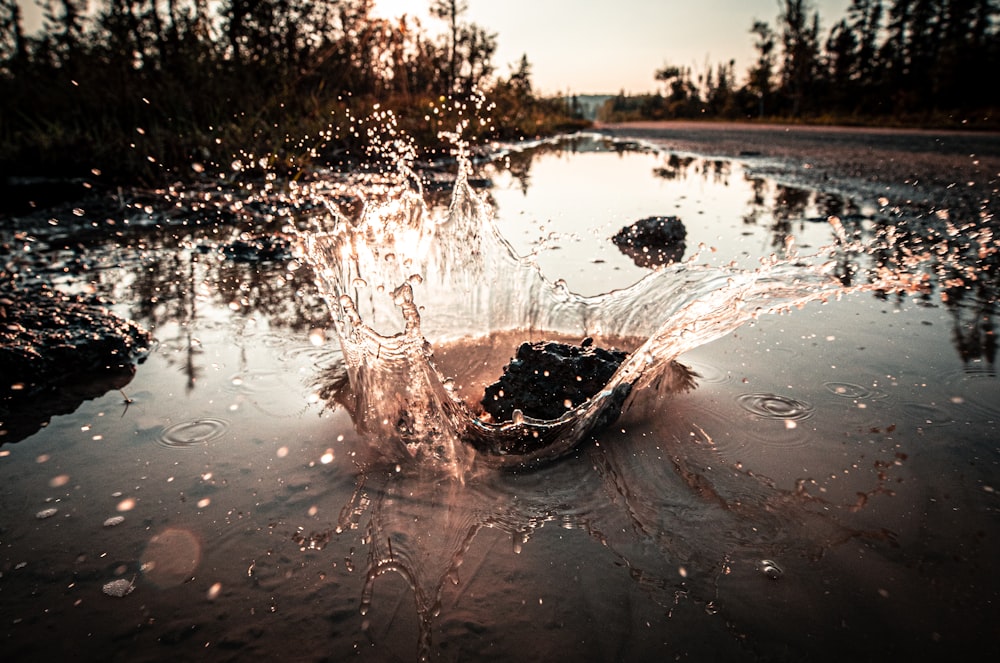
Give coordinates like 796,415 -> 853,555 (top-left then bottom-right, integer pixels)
0,133 -> 997,662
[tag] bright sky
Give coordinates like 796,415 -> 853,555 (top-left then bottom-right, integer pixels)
378,0 -> 853,94
17,0 -> 853,95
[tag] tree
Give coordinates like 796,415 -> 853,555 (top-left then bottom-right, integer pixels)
705,59 -> 737,116
747,20 -> 776,117
0,0 -> 26,75
509,53 -> 532,96
847,0 -> 883,84
455,21 -> 496,94
431,0 -> 468,93
778,0 -> 821,116
825,18 -> 858,108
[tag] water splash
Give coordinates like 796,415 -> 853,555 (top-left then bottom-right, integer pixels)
297,140 -> 925,473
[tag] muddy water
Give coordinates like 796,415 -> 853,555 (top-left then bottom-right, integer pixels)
1,134 -> 998,662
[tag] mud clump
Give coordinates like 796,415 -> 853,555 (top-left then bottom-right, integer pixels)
612,216 -> 687,268
482,338 -> 628,422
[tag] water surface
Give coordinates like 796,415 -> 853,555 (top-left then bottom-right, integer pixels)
0,134 -> 996,662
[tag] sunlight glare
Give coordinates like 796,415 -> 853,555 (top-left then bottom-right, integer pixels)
372,0 -> 420,20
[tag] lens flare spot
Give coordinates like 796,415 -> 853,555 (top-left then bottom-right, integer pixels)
49,474 -> 70,488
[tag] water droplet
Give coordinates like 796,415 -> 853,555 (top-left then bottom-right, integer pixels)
309,329 -> 326,346
758,559 -> 783,579
49,474 -> 70,488
102,577 -> 136,597
391,283 -> 414,305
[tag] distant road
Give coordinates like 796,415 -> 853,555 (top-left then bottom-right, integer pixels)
595,121 -> 1000,216
596,120 -> 1000,158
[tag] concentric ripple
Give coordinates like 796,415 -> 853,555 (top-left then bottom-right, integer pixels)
683,360 -> 732,385
158,418 -> 230,448
940,366 -> 1000,423
737,393 -> 815,421
823,382 -> 873,399
224,369 -> 283,395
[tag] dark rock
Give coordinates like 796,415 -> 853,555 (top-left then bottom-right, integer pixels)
481,338 -> 628,422
612,216 -> 687,268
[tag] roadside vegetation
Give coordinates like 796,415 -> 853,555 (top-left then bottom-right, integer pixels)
599,0 -> 999,129
0,0 -> 585,184
2,1 -> 996,189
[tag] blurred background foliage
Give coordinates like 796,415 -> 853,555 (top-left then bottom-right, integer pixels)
0,0 -> 585,183
599,0 -> 999,127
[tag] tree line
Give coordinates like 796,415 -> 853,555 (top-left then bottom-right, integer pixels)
0,0 -> 583,183
600,0 -> 999,126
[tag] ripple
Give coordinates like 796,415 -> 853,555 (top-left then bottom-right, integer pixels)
822,381 -> 891,403
280,344 -> 344,369
737,393 -> 815,421
158,418 -> 230,448
257,331 -> 295,349
683,360 -> 732,385
897,402 -> 955,429
823,382 -> 873,399
224,369 -> 283,395
677,400 -> 750,456
940,366 -> 1000,422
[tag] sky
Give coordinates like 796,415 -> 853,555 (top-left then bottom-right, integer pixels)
17,0 -> 853,95
377,0 -> 853,95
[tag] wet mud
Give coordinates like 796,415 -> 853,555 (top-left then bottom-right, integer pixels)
0,281 -> 150,444
481,339 -> 628,422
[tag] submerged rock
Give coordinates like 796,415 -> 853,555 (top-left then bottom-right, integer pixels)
196,234 -> 293,263
221,235 -> 293,263
481,338 -> 628,422
612,216 -> 687,268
